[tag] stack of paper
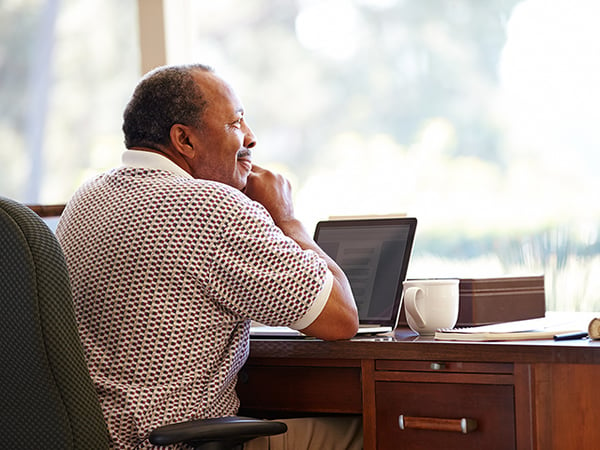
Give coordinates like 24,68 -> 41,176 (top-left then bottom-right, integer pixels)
434,316 -> 587,341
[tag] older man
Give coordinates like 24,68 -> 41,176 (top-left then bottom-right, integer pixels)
56,64 -> 361,449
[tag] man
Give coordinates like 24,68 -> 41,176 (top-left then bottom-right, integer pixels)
56,64 -> 361,449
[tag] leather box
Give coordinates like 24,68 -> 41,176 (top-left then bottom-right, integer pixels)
397,276 -> 546,328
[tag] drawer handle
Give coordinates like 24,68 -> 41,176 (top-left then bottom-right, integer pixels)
399,415 -> 478,434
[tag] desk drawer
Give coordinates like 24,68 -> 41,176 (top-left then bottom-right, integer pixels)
375,381 -> 515,450
238,364 -> 362,414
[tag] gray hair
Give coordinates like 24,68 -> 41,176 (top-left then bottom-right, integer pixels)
122,63 -> 214,149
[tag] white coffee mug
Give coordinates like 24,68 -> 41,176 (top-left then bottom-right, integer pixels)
402,279 -> 460,335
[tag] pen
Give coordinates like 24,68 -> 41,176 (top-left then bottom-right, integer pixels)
553,331 -> 589,341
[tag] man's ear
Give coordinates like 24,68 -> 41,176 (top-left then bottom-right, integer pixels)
170,124 -> 196,158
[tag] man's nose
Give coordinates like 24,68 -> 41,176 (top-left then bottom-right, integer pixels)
243,122 -> 257,149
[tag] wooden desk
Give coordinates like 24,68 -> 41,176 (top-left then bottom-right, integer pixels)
237,328 -> 600,450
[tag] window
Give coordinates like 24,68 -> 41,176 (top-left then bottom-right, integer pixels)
0,0 -> 140,204
4,0 -> 598,312
163,0 -> 600,311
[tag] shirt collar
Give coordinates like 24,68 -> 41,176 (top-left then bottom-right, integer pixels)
121,150 -> 193,179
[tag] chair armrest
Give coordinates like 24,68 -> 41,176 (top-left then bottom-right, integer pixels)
148,416 -> 287,447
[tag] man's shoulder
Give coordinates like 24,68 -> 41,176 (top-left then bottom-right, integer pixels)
175,178 -> 260,211
66,168 -> 268,226
106,167 -> 247,200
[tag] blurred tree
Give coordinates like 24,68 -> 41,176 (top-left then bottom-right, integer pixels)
0,0 -> 44,199
0,0 -> 138,203
182,0 -> 521,180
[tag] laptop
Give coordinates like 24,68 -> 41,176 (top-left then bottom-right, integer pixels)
250,217 -> 417,338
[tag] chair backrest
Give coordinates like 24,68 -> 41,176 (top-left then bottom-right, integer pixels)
0,197 -> 110,449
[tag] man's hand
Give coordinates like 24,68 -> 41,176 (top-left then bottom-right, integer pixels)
243,165 -> 295,226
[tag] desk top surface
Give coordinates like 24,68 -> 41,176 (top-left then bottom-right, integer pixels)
249,327 -> 600,365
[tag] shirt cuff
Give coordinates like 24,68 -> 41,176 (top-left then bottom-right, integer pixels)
289,269 -> 333,330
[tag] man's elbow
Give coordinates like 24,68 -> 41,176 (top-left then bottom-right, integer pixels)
302,311 -> 359,341
323,315 -> 359,341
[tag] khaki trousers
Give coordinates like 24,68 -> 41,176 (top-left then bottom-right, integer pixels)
244,416 -> 363,450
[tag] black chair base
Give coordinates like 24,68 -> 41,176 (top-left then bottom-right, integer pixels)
149,416 -> 287,450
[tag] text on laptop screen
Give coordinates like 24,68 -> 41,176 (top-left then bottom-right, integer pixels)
315,221 -> 414,323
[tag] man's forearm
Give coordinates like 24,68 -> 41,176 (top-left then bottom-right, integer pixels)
277,218 -> 356,309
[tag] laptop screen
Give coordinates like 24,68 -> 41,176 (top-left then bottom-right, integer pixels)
314,217 -> 417,327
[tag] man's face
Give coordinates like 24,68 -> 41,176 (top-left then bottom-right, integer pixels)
186,71 -> 256,190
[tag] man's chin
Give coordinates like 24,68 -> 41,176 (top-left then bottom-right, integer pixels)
235,174 -> 250,192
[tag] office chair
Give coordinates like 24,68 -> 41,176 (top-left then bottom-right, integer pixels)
0,196 -> 286,450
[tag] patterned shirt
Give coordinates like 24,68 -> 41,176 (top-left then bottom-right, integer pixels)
56,150 -> 332,448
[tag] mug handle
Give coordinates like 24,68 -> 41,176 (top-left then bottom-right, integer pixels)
404,287 -> 426,328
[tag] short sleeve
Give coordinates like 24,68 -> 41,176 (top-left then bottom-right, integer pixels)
204,194 -> 330,327
289,268 -> 333,330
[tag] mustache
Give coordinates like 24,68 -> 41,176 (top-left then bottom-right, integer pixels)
237,149 -> 252,159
